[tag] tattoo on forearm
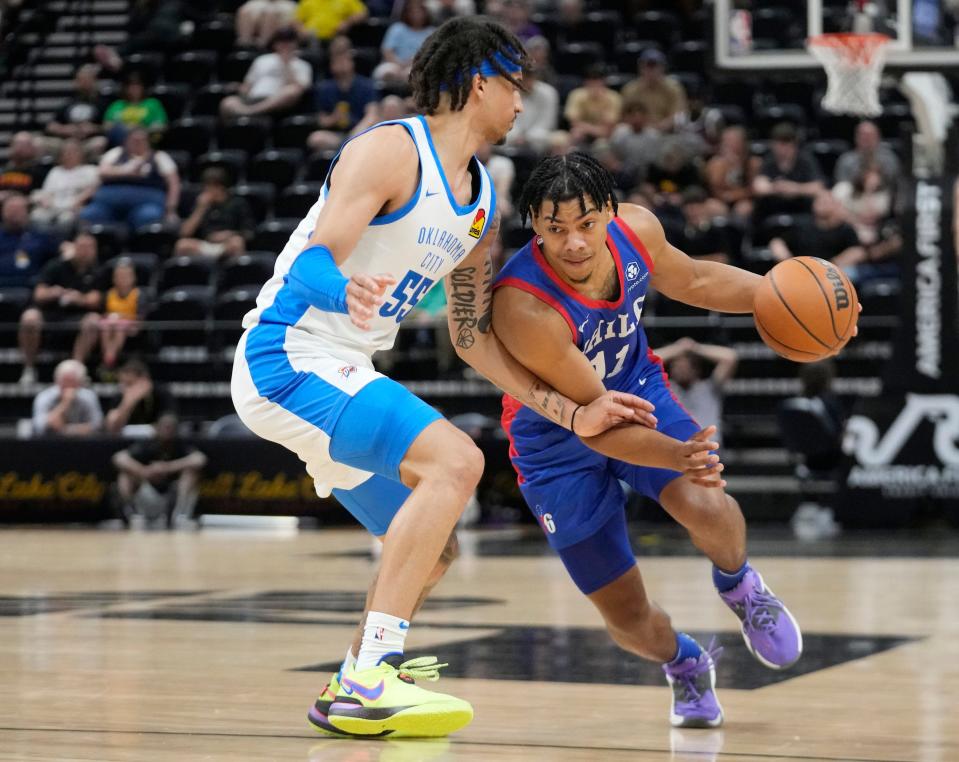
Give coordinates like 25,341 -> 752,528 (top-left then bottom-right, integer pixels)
526,380 -> 568,426
477,254 -> 493,334
449,266 -> 479,350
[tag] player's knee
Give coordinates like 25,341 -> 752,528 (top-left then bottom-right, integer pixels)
444,440 -> 484,491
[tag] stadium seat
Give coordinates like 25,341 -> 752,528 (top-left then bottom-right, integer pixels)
348,17 -> 390,49
158,256 -> 216,291
275,182 -> 322,219
151,82 -> 189,121
858,277 -> 901,316
192,83 -> 232,117
711,103 -> 747,126
754,213 -> 802,246
217,252 -> 276,292
212,287 -> 259,348
85,222 -> 128,261
809,139 -> 851,179
165,50 -> 218,87
208,413 -> 254,437
614,40 -> 662,75
124,51 -> 164,84
674,71 -> 704,100
195,149 -> 248,184
192,17 -> 236,55
567,11 -> 620,50
129,223 -> 178,260
669,40 -> 706,74
219,49 -> 257,83
164,149 -> 192,179
303,151 -> 337,182
712,79 -> 758,118
251,218 -> 300,252
554,42 -> 605,76
232,182 -> 275,221
248,149 -> 301,190
633,11 -> 680,50
0,287 -> 31,323
814,111 -> 859,142
146,285 -> 214,347
217,116 -> 271,154
352,47 -> 379,78
876,103 -> 914,140
754,103 -> 807,135
161,117 -> 215,158
275,114 -> 317,149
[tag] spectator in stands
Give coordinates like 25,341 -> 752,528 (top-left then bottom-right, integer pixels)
105,359 -> 176,434
753,122 -> 825,218
174,168 -> 253,261
643,138 -> 702,209
0,194 -> 59,289
236,0 -> 298,48
295,0 -> 368,41
504,58 -> 558,154
111,413 -> 207,528
220,26 -> 313,118
609,101 -> 663,181
79,127 -> 180,230
564,65 -> 622,145
705,125 -> 760,220
834,120 -> 900,188
656,337 -> 738,446
18,232 -> 104,384
99,258 -> 143,371
30,139 -> 100,234
769,190 -> 865,264
44,65 -> 108,161
620,49 -> 689,133
0,131 -> 42,202
524,35 -> 556,86
374,94 -> 410,123
102,72 -> 168,147
832,163 -> 892,246
492,0 -> 541,42
31,358 -> 103,436
680,186 -> 730,263
307,43 -> 378,152
557,0 -> 584,28
374,0 -> 435,85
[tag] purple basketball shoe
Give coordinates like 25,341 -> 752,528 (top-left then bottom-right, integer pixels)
719,568 -> 803,669
662,640 -> 724,728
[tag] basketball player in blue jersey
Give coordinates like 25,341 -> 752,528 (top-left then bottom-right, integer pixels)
231,19 -> 664,738
493,153 -> 806,729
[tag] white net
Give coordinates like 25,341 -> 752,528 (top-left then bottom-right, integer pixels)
808,33 -> 891,117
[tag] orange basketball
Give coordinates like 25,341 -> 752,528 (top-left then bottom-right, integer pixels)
753,256 -> 859,362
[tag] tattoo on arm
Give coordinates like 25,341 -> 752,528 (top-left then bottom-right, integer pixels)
448,213 -> 499,350
526,379 -> 568,427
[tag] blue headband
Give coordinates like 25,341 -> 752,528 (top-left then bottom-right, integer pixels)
439,49 -> 523,90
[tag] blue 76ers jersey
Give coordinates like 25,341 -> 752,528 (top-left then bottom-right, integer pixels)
494,216 -> 665,442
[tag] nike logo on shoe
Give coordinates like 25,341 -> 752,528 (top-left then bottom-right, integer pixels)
340,677 -> 385,701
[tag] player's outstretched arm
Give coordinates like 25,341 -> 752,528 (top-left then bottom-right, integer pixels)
284,126 -> 420,329
492,282 -> 723,483
617,203 -> 763,314
445,236 -> 654,437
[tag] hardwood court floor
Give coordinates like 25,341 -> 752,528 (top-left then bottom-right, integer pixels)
0,527 -> 956,762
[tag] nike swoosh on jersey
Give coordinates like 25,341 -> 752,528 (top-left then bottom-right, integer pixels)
339,678 -> 386,701
425,189 -> 439,198
399,620 -> 410,630
638,378 -> 647,385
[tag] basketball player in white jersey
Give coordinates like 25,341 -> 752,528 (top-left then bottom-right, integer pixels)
231,17 -> 660,737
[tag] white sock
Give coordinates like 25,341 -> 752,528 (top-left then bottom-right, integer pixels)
355,611 -> 409,671
340,646 -> 356,676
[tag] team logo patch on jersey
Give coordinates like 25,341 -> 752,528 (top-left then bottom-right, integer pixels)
626,262 -> 640,280
468,208 -> 487,239
338,365 -> 358,378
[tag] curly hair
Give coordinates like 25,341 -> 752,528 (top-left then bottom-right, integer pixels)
517,152 -> 619,226
410,16 -> 528,115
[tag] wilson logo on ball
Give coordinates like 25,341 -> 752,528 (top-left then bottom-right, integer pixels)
822,262 -> 851,310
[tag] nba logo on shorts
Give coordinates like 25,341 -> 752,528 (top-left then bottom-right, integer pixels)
339,365 -> 357,378
374,626 -> 385,641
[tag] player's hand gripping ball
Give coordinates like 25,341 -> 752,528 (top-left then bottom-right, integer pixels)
753,256 -> 859,362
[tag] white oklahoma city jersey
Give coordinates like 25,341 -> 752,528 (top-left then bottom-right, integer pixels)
242,115 -> 495,358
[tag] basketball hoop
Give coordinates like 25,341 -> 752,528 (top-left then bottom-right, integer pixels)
807,33 -> 891,117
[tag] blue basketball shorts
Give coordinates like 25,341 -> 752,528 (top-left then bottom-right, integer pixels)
233,327 -> 439,536
510,376 -> 700,594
